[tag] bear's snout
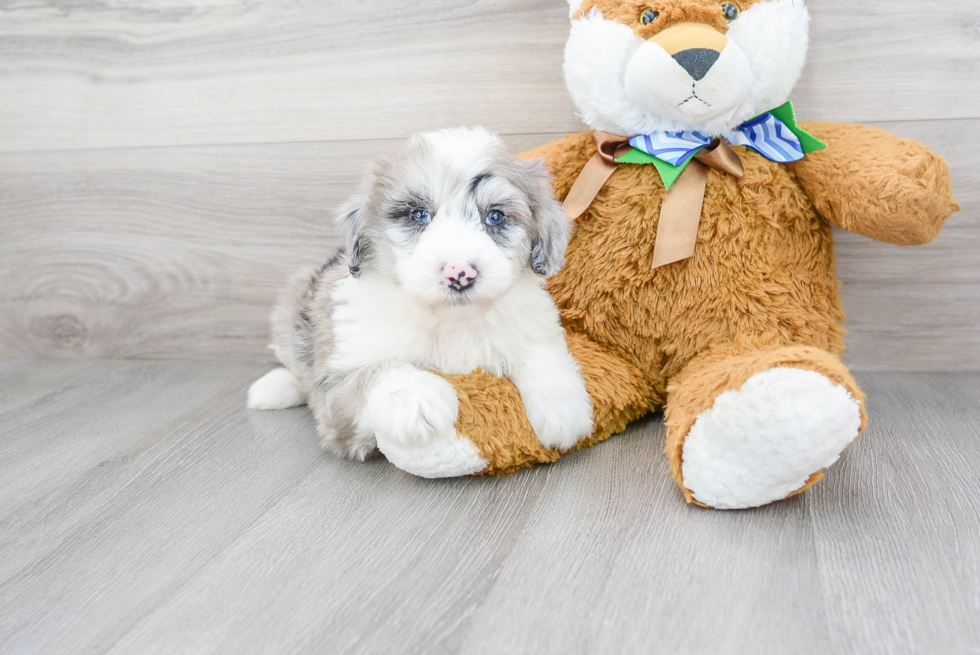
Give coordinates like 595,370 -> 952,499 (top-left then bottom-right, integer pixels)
651,22 -> 729,82
672,49 -> 721,81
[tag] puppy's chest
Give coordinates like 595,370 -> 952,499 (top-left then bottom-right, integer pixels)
328,281 -> 514,377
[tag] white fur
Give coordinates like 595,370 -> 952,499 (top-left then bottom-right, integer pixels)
247,367 -> 307,410
726,0 -> 811,120
376,421 -> 489,479
330,267 -> 594,452
424,127 -> 502,178
564,0 -> 810,136
359,366 -> 460,446
624,36 -> 753,126
392,205 -> 519,321
681,368 -> 863,510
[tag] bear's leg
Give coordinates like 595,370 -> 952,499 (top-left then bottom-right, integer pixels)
376,333 -> 654,478
665,343 -> 868,510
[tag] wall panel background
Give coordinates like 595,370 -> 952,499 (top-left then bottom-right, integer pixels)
1,0 -> 977,370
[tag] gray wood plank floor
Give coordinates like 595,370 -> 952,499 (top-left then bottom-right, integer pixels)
0,360 -> 978,654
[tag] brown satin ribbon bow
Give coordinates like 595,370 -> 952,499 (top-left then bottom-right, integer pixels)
563,131 -> 745,269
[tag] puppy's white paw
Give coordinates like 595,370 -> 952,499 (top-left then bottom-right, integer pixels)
362,368 -> 459,446
247,368 -> 308,410
376,427 -> 488,479
522,384 -> 594,452
681,367 -> 863,510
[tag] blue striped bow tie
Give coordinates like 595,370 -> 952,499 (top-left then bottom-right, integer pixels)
631,112 -> 803,166
618,102 -> 827,190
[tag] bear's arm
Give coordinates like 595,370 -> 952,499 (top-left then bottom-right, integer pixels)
788,122 -> 960,245
444,332 -> 654,475
519,132 -> 598,204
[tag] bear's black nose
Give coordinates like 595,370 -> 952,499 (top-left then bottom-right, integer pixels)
672,48 -> 721,81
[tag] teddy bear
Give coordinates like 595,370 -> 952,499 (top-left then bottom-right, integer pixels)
372,0 -> 959,509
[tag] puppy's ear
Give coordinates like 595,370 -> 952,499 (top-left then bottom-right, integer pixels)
523,158 -> 572,278
335,194 -> 370,277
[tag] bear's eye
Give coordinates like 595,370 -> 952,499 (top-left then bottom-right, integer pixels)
485,210 -> 506,227
410,209 -> 432,225
640,9 -> 659,25
721,3 -> 740,21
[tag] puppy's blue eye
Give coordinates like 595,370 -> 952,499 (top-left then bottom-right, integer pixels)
485,210 -> 506,227
721,3 -> 740,20
411,209 -> 432,225
640,9 -> 659,25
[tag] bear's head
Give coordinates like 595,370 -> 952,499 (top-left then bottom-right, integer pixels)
564,0 -> 810,136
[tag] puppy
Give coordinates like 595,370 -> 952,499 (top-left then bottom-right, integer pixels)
248,127 -> 593,462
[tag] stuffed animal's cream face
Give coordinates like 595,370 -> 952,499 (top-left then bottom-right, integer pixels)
565,0 -> 810,136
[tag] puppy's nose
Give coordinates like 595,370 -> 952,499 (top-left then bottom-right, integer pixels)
443,263 -> 478,290
672,48 -> 721,81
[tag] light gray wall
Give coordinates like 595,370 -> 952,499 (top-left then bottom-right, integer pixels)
0,0 -> 977,370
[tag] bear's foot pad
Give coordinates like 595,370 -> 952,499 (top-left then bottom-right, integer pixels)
682,367 -> 862,510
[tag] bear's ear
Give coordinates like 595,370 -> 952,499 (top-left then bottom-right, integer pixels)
522,157 -> 572,278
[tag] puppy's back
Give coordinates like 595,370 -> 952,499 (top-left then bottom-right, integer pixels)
270,251 -> 348,385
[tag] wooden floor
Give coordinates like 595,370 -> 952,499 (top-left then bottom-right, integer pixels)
0,360 -> 977,654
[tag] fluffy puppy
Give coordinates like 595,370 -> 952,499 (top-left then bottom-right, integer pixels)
248,127 -> 593,463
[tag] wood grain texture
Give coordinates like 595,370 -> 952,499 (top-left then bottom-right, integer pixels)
0,360 -> 978,654
0,360 -> 322,652
1,124 -> 976,369
0,1 -> 977,152
0,1 -> 977,368
809,373 -> 980,654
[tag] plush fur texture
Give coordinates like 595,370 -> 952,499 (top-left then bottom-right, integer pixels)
445,123 -> 955,502
565,0 -> 810,135
681,367 -> 862,510
249,128 -> 594,464
410,0 -> 960,510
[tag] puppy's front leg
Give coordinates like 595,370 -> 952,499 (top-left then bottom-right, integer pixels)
313,363 -> 461,458
509,345 -> 594,452
362,364 -> 489,479
308,367 -> 382,462
359,363 -> 460,446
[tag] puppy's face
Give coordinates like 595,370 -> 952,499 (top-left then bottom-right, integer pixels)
338,128 -> 570,318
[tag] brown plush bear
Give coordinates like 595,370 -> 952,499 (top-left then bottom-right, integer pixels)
375,0 -> 959,509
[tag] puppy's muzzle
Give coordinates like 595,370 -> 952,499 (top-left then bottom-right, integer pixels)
443,263 -> 478,291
